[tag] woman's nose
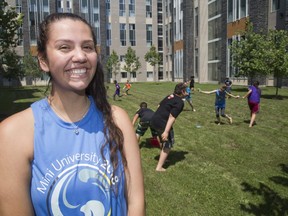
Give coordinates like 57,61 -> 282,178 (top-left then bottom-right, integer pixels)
72,48 -> 87,62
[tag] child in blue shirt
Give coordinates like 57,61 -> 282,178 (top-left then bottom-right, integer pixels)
198,85 -> 239,125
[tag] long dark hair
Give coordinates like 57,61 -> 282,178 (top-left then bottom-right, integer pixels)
37,13 -> 127,179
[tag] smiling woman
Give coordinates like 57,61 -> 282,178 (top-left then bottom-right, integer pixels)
0,13 -> 145,216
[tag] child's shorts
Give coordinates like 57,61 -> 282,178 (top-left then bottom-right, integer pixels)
248,101 -> 260,113
136,121 -> 158,137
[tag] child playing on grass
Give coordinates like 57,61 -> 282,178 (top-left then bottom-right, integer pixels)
183,80 -> 196,111
150,83 -> 188,171
123,80 -> 131,95
132,102 -> 158,144
113,80 -> 122,100
198,85 -> 239,125
242,81 -> 261,127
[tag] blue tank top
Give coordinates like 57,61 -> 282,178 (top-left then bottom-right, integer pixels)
30,97 -> 127,216
215,90 -> 226,107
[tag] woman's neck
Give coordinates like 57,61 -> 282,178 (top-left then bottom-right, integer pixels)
48,93 -> 90,122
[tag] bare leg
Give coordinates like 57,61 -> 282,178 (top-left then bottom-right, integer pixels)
216,116 -> 221,125
225,114 -> 233,124
249,113 -> 256,127
187,101 -> 196,111
156,148 -> 170,171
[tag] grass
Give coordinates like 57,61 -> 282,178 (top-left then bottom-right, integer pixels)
1,82 -> 288,215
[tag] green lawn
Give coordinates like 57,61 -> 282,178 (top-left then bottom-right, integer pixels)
1,82 -> 288,215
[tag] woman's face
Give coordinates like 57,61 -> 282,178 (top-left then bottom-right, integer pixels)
39,19 -> 97,93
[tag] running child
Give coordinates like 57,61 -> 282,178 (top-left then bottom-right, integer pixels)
113,80 -> 122,100
123,80 -> 131,95
198,85 -> 239,125
242,81 -> 261,127
183,80 -> 196,111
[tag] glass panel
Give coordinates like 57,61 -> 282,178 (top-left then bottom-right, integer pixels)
208,17 -> 221,40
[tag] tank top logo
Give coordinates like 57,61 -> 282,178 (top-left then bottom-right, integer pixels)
46,164 -> 114,216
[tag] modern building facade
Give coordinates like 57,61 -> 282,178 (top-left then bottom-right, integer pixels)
1,0 -> 288,86
169,0 -> 288,86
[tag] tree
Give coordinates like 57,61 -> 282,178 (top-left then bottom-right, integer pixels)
230,21 -> 288,96
0,1 -> 23,54
1,50 -> 24,86
123,47 -> 141,80
230,22 -> 269,82
23,53 -> 43,86
144,45 -> 161,81
265,29 -> 288,96
106,50 -> 120,81
0,1 -> 23,76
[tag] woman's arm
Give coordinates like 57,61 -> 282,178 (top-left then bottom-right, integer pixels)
0,109 -> 34,215
112,106 -> 145,216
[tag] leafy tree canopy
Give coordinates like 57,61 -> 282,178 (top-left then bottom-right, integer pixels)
0,1 -> 23,55
144,45 -> 162,66
123,47 -> 141,78
1,49 -> 24,81
106,50 -> 120,80
230,21 -> 288,95
144,45 -> 161,81
23,53 -> 43,85
230,22 -> 268,80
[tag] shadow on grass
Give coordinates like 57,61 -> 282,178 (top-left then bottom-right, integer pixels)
233,88 -> 288,100
240,163 -> 288,215
0,87 -> 44,121
154,150 -> 189,169
260,95 -> 288,100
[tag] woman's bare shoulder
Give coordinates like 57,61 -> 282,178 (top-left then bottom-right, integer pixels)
0,108 -> 34,159
0,108 -> 34,134
111,105 -> 130,121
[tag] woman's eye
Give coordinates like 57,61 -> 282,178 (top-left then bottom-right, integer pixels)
83,46 -> 94,51
59,45 -> 70,51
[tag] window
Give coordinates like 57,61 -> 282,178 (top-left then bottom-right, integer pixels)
120,24 -> 126,46
240,0 -> 247,18
129,24 -> 136,46
208,62 -> 220,81
106,23 -> 111,46
272,0 -> 280,11
120,55 -> 125,61
29,0 -> 38,44
195,7 -> 199,37
146,0 -> 152,18
121,72 -> 127,78
146,24 -> 152,47
208,0 -> 221,18
119,0 -> 126,16
227,0 -> 233,22
208,40 -> 221,61
208,17 -> 221,40
147,71 -> 153,78
129,0 -> 135,17
106,0 -> 110,16
158,37 -> 163,51
227,0 -> 248,22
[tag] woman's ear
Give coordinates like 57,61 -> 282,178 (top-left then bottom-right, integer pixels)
38,55 -> 49,72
